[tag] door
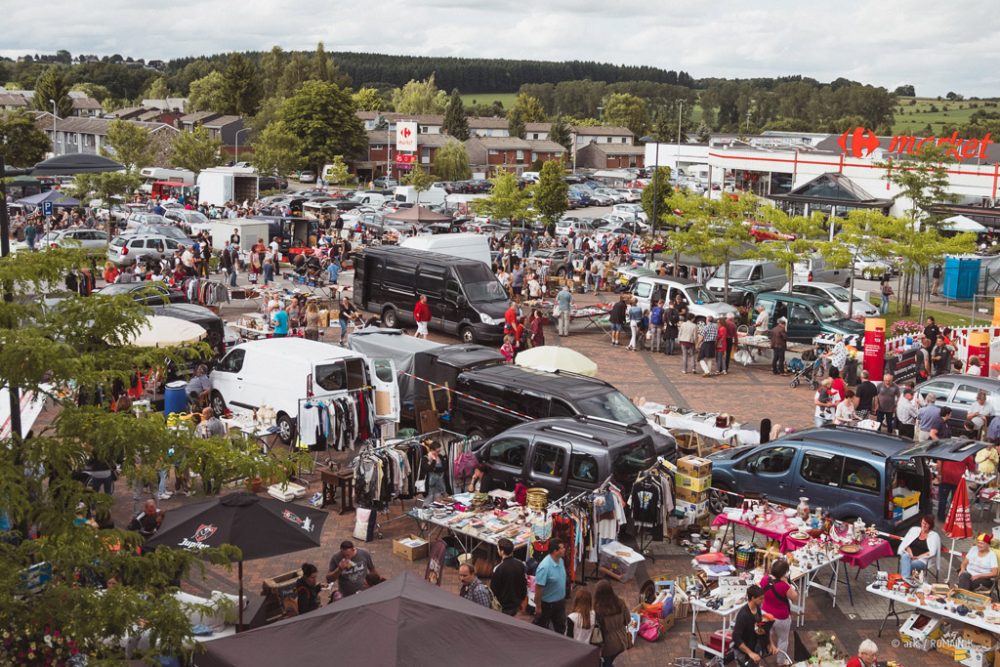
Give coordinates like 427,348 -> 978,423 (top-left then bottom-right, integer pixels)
796,449 -> 845,510
211,348 -> 246,409
732,445 -> 799,502
481,435 -> 530,490
948,382 -> 983,424
443,274 -> 462,334
416,265 -> 447,325
367,358 -> 400,422
892,438 -> 986,464
527,438 -> 571,492
786,302 -> 821,341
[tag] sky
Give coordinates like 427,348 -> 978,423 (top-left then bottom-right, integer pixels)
4,0 -> 999,97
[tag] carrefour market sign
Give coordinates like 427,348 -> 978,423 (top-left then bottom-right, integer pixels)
838,127 -> 993,161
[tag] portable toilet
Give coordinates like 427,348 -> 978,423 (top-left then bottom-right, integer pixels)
942,256 -> 980,300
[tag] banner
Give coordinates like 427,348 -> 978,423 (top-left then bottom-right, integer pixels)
993,297 -> 1000,327
863,318 -> 886,380
967,331 -> 990,376
424,538 -> 446,586
396,121 -> 418,152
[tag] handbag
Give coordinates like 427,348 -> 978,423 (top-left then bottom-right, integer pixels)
589,616 -> 604,645
415,479 -> 427,494
552,304 -> 561,317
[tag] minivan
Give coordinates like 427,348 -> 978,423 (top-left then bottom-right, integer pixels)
706,260 -> 788,305
632,276 -> 739,322
476,417 -> 657,495
209,338 -> 399,443
793,255 -> 849,286
453,364 -> 676,459
754,291 -> 864,342
708,426 -> 986,532
353,247 -> 508,344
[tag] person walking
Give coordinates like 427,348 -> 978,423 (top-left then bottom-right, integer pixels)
814,378 -> 836,428
770,317 -> 788,375
697,315 -> 719,376
724,313 -> 737,372
875,374 -> 900,434
529,308 -> 545,348
533,539 -> 568,634
413,294 -> 431,339
855,370 -> 878,420
592,580 -> 630,667
649,299 -> 664,353
490,538 -> 527,616
879,277 -> 893,316
608,296 -> 627,347
566,588 -> 596,643
458,563 -> 494,608
716,320 -> 728,375
759,560 -> 799,666
678,313 -> 698,374
626,298 -> 643,351
556,284 -> 573,337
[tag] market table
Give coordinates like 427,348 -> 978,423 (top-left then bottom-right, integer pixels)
783,533 -> 893,606
689,596 -> 744,661
221,416 -> 279,453
866,581 -> 1000,639
407,496 -> 535,557
735,334 -> 814,367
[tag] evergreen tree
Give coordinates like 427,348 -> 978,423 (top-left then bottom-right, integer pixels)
442,89 -> 469,140
222,53 -> 263,117
549,115 -> 572,150
33,66 -> 73,117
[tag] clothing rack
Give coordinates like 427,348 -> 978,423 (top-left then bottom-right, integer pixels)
631,460 -> 676,561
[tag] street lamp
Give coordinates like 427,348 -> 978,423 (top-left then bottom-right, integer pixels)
234,127 -> 251,165
49,99 -> 57,155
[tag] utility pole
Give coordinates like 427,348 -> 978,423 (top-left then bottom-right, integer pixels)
0,155 -> 23,441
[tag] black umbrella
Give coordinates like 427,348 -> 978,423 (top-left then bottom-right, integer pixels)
145,492 -> 328,629
27,153 -> 125,176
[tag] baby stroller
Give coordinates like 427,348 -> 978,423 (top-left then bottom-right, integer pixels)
788,348 -> 821,389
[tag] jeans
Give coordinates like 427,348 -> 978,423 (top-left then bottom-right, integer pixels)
650,324 -> 662,352
876,410 -> 895,434
339,317 -> 349,343
558,311 -> 570,336
772,348 -> 786,374
680,342 -> 695,372
938,482 -> 957,522
533,598 -> 566,634
900,553 -> 928,578
716,350 -> 726,372
228,268 -> 237,287
585,271 -> 596,292
665,335 -> 676,355
881,294 -> 890,315
158,469 -> 168,497
959,571 -> 993,591
263,262 -> 274,284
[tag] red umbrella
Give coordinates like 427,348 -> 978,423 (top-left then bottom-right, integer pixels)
945,480 -> 973,539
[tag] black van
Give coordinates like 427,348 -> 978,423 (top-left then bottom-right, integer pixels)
454,364 -> 676,459
353,247 -> 507,343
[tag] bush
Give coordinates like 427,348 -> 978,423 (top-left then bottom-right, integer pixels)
889,319 -> 922,336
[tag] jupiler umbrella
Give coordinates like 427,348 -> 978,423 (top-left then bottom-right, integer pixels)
943,479 -> 973,581
144,492 -> 328,629
126,315 -> 206,348
515,345 -> 598,376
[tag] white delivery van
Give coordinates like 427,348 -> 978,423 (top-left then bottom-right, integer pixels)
209,338 -> 399,443
399,233 -> 491,266
393,185 -> 446,207
349,191 -> 389,207
204,219 -> 271,262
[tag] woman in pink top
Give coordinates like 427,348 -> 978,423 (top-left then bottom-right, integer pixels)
759,559 -> 799,665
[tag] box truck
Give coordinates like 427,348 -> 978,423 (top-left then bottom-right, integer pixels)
196,168 -> 259,207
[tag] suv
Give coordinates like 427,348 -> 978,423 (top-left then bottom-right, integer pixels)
708,426 -> 985,532
123,211 -> 168,233
107,235 -> 181,267
754,291 -> 864,342
476,417 -> 657,495
452,364 -> 676,459
916,374 -> 1000,430
39,228 -> 109,253
706,260 -> 788,306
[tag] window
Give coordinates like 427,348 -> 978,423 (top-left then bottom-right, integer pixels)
516,150 -> 524,162
635,282 -> 652,298
743,446 -> 797,474
420,126 -> 428,133
919,381 -> 953,402
842,458 -> 880,494
416,265 -> 446,296
576,390 -> 645,425
372,359 -> 394,383
487,437 -> 528,469
217,349 -> 245,374
549,400 -> 575,418
129,239 -> 146,249
532,442 -> 566,478
612,440 -> 655,481
800,450 -> 844,487
570,453 -> 599,483
954,384 -> 980,406
789,303 -> 815,325
383,264 -> 414,290
621,137 -> 627,143
314,363 -> 346,391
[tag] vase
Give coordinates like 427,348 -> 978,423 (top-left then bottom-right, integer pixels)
797,497 -> 810,521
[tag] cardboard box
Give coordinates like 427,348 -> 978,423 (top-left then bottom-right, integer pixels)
660,613 -> 675,632
937,639 -> 959,658
599,540 -> 645,582
676,472 -> 712,492
893,492 -> 920,508
675,486 -> 709,504
392,535 -> 429,561
678,455 -> 712,478
964,627 -> 995,649
899,613 -> 942,651
962,648 -> 995,667
677,500 -> 710,518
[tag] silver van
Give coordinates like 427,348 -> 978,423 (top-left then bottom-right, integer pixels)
633,276 -> 739,321
706,260 -> 788,304
793,255 -> 849,286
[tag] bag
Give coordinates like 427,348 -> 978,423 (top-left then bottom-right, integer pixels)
488,589 -> 503,613
454,451 -> 479,479
415,478 -> 427,494
552,304 -> 561,317
589,617 -> 604,645
248,272 -> 258,284
638,618 -> 662,642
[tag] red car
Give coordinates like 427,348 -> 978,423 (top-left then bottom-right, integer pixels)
748,222 -> 796,242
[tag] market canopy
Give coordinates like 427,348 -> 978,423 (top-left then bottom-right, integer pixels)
383,205 -> 452,224
29,153 -> 125,176
16,190 -> 80,208
195,571 -> 598,667
941,215 -> 987,233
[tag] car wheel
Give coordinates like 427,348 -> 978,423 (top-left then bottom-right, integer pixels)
466,427 -> 486,445
861,269 -> 872,281
460,326 -> 476,344
556,267 -> 567,278
276,413 -> 296,444
210,391 -> 226,416
381,307 -> 398,328
708,485 -> 735,514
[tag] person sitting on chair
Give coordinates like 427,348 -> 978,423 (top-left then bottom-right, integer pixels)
186,364 -> 212,409
958,533 -> 999,591
898,514 -> 940,580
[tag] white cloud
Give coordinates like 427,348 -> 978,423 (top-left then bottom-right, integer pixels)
2,0 -> 999,96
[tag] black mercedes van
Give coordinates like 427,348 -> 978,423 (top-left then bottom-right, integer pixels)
352,246 -> 507,343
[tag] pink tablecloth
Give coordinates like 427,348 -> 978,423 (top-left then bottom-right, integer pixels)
712,512 -> 800,542
781,534 -> 894,569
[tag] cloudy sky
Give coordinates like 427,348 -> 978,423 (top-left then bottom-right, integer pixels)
5,0 -> 998,97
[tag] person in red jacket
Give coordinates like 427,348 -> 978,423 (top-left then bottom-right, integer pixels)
413,294 -> 431,339
938,455 -> 975,523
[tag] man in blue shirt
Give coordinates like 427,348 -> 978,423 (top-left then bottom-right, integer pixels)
532,538 -> 567,634
649,299 -> 665,353
556,285 -> 573,337
326,258 -> 341,285
271,307 -> 289,338
916,393 -> 940,442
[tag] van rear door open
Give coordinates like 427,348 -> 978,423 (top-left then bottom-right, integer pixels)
367,358 -> 400,422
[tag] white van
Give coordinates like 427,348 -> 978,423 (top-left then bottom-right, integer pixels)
632,276 -> 739,321
350,191 -> 389,207
209,338 -> 399,443
393,185 -> 446,207
399,233 -> 491,266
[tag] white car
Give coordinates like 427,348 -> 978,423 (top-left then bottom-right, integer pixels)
781,281 -> 879,318
555,218 -> 598,236
594,188 -> 626,204
853,255 -> 894,280
611,204 -> 648,223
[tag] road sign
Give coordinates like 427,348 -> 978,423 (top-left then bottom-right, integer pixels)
42,201 -> 53,216
396,121 -> 418,152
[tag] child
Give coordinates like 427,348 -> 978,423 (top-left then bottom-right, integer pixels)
500,335 -> 515,363
566,587 -> 596,644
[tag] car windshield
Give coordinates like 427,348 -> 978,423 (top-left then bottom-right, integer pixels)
817,302 -> 845,322
576,390 -> 646,425
824,286 -> 854,301
143,226 -> 188,241
712,264 -> 754,280
181,211 -> 208,224
464,280 -> 508,303
685,286 -> 716,304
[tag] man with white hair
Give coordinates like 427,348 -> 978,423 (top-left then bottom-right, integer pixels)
846,639 -> 879,667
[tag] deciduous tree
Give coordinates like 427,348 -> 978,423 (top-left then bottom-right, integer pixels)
101,119 -> 154,172
432,140 -> 471,181
0,111 -> 50,167
353,87 -> 386,113
250,119 -> 303,178
391,75 -> 447,115
534,160 -> 569,226
402,164 -> 436,203
170,124 -> 222,174
473,171 -> 532,227
324,155 -> 351,185
187,71 -> 228,114
279,80 -> 366,174
602,92 -> 649,137
506,93 -> 547,139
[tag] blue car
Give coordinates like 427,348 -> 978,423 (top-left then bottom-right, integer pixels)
707,427 -> 985,532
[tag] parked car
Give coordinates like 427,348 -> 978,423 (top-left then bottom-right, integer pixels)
854,255 -> 894,280
753,291 -> 865,342
708,426 -> 985,532
781,281 -> 879,318
134,223 -> 191,243
95,281 -> 188,305
39,228 -> 109,253
793,255 -> 850,286
595,188 -> 627,204
706,260 -> 788,305
297,170 -> 316,183
258,175 -> 288,191
475,417 -> 657,495
107,235 -> 181,267
163,209 -> 209,234
632,276 -> 739,322
373,177 -> 399,189
123,212 -> 168,233
529,247 -> 579,278
748,222 -> 796,243
555,218 -> 599,236
915,374 -> 1000,430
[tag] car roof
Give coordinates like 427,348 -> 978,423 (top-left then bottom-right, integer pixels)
793,282 -> 847,291
638,275 -> 700,287
757,291 -> 829,305
777,426 -> 914,457
501,417 -> 648,449
460,364 -> 614,397
919,374 -> 1000,388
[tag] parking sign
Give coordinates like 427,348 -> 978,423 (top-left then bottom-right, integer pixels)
42,201 -> 53,216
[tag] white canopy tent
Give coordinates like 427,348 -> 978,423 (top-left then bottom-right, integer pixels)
941,215 -> 987,233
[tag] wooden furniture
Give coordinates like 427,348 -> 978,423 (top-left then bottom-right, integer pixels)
321,468 -> 355,514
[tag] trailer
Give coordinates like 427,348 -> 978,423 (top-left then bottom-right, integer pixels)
196,168 -> 259,207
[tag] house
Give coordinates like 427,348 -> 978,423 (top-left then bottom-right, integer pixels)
177,111 -> 221,130
575,143 -> 645,169
525,122 -> 552,141
36,116 -> 179,157
355,111 -> 443,134
142,98 -> 188,113
467,116 -> 510,138
357,130 -> 462,181
177,112 -> 245,146
105,106 -> 146,121
69,93 -> 102,117
465,137 -> 533,174
526,139 -> 566,165
0,93 -> 29,112
570,125 -> 635,148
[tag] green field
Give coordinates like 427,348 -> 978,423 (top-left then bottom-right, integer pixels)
459,92 -> 519,110
891,96 -> 997,134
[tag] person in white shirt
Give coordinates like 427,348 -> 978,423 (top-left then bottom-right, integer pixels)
833,390 -> 858,425
566,588 -> 596,644
958,534 -> 998,591
753,305 -> 769,335
967,391 -> 995,433
895,387 -> 920,439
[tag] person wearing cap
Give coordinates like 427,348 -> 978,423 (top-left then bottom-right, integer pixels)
770,317 -> 788,375
895,387 -> 920,439
958,534 -> 998,591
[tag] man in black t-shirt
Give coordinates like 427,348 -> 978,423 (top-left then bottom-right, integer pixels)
923,317 -> 940,348
733,585 -> 774,667
490,538 -> 527,616
855,370 -> 878,419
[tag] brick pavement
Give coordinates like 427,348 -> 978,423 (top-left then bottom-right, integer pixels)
91,276 -> 972,664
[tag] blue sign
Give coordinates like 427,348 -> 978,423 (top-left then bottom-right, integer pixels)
42,201 -> 53,216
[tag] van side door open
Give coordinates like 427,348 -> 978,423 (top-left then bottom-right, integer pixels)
367,358 -> 400,422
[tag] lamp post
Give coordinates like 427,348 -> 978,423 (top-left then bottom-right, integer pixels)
234,128 -> 251,165
49,99 -> 57,156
